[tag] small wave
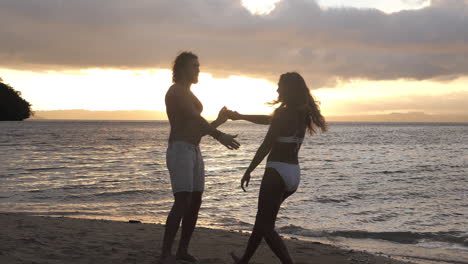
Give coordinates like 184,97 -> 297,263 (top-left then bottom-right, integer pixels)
25,166 -> 66,172
376,164 -> 460,176
277,225 -> 468,248
348,210 -> 380,216
107,137 -> 126,141
382,170 -> 406,174
217,217 -> 253,228
30,211 -> 107,217
31,195 -> 53,200
98,179 -> 122,183
278,224 -> 323,237
367,213 -> 399,223
347,193 -> 363,200
315,197 -> 348,204
328,231 -> 468,247
60,184 -> 107,191
27,189 -> 44,193
94,189 -> 159,197
0,142 -> 24,146
5,133 -> 25,137
415,164 -> 460,172
396,254 -> 468,264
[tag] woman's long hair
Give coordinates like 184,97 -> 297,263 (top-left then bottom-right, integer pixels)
270,72 -> 327,135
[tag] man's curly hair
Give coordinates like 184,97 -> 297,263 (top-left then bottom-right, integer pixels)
172,51 -> 198,83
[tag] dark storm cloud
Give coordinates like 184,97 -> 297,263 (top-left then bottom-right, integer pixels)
0,0 -> 467,86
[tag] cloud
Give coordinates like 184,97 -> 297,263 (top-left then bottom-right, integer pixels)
402,0 -> 430,5
0,0 -> 467,87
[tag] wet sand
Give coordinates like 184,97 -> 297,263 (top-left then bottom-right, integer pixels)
0,213 -> 412,264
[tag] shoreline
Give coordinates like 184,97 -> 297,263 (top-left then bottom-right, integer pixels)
22,119 -> 468,124
0,213 -> 412,264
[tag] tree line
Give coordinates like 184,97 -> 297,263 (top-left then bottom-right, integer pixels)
0,78 -> 33,121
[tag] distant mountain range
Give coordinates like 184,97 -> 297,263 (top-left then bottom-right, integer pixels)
29,110 -> 468,122
30,110 -> 168,120
326,112 -> 468,123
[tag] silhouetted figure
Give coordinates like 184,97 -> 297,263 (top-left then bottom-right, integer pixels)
229,72 -> 327,264
160,52 -> 240,264
0,81 -> 32,121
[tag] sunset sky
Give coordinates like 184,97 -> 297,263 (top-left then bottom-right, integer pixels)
1,0 -> 467,119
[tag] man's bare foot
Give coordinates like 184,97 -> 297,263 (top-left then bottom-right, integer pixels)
176,252 -> 198,263
159,254 -> 176,264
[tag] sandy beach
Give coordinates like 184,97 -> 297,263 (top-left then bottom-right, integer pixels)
0,213 -> 413,264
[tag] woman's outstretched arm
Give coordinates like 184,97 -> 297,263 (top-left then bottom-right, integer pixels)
228,110 -> 272,125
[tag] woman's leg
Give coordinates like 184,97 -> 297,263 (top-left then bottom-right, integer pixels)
236,168 -> 294,264
161,192 -> 192,261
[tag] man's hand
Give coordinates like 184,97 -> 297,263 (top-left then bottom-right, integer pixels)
241,171 -> 251,192
218,133 -> 240,150
216,106 -> 229,124
211,107 -> 231,128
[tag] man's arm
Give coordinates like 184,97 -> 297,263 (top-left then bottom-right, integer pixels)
174,93 -> 224,139
210,107 -> 229,129
172,94 -> 240,149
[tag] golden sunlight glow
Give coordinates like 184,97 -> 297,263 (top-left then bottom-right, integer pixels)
2,67 -> 468,119
315,78 -> 468,115
1,68 -> 172,111
241,0 -> 282,15
193,74 -> 277,117
1,68 -> 278,118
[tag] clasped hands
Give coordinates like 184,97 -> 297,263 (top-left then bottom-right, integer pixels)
215,106 -> 242,124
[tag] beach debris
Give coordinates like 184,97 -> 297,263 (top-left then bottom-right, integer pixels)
128,220 -> 141,224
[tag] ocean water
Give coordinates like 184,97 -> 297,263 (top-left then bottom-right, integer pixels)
1,120 -> 467,264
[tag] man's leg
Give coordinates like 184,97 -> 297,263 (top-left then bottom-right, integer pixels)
176,145 -> 204,262
161,192 -> 192,261
176,191 -> 203,261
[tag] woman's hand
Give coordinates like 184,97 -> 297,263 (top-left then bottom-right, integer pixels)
241,171 -> 251,192
226,110 -> 242,120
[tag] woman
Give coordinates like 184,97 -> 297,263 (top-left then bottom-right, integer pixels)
229,72 -> 327,264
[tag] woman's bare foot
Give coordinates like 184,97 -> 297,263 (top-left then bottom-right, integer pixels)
230,252 -> 245,264
176,252 -> 198,263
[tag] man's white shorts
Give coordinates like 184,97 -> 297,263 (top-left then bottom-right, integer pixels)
166,141 -> 205,194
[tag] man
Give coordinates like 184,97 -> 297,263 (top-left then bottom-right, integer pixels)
161,51 -> 240,264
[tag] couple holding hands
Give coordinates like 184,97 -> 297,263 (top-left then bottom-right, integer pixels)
161,51 -> 327,264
